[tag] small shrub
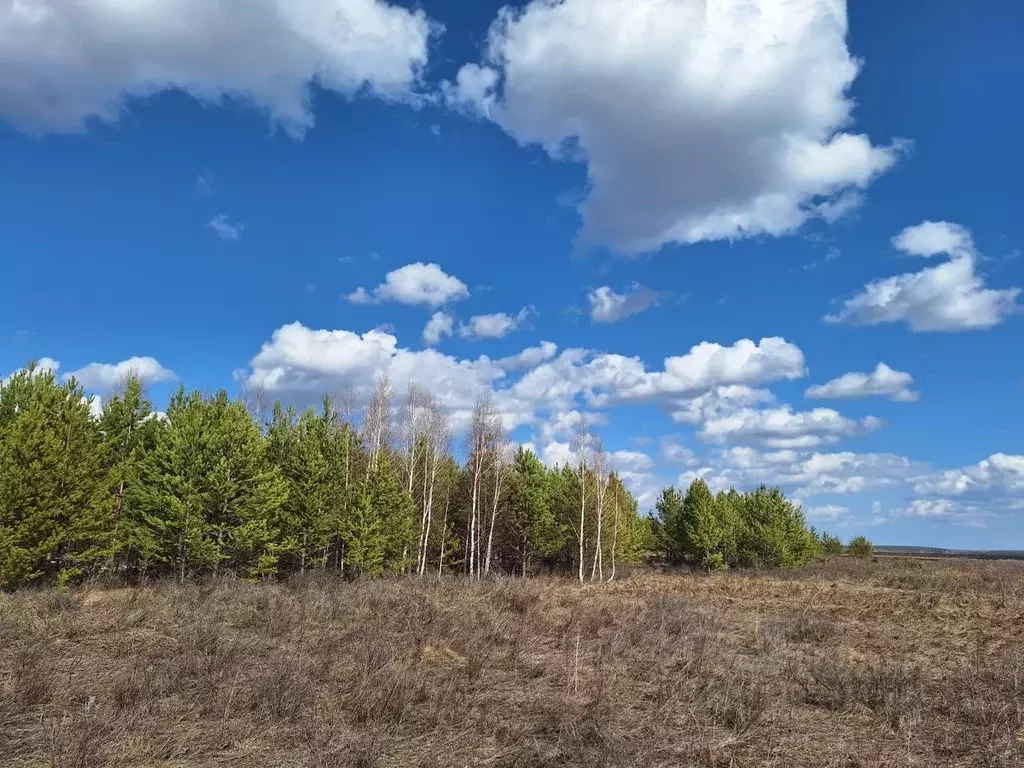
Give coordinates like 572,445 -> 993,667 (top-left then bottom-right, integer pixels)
846,536 -> 874,558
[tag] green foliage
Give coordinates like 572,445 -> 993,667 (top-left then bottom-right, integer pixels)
656,479 -> 821,570
847,535 -> 874,558
0,365 -> 108,588
655,486 -> 686,563
0,362 -> 650,588
817,530 -> 845,558
133,388 -> 287,581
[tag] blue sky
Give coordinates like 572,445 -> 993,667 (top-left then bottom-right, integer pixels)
1,0 -> 1021,548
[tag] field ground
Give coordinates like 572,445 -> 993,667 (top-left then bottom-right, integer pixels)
1,557 -> 1022,767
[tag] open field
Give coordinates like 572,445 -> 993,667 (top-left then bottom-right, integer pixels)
2,557 -> 1022,767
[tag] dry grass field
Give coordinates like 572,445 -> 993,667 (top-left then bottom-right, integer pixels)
1,557 -> 1022,767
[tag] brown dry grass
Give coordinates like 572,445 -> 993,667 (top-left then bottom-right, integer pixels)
1,557 -> 1022,767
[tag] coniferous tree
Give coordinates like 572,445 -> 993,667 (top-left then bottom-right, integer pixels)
0,366 -> 107,587
655,486 -> 686,564
99,375 -> 163,578
682,479 -> 725,570
134,388 -> 286,581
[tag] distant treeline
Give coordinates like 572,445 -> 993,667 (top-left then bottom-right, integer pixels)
874,546 -> 1024,561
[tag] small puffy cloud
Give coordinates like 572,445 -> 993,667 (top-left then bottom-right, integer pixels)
445,0 -> 900,253
893,499 -> 993,528
1,357 -> 61,386
496,341 -> 558,372
891,220 -> 973,258
806,363 -> 918,402
422,311 -> 454,347
588,284 -> 658,324
65,356 -> 176,392
827,221 -> 1020,331
806,504 -> 849,521
348,263 -> 469,307
0,0 -> 438,136
661,440 -> 698,467
207,214 -> 243,241
459,307 -> 533,340
700,406 -> 882,449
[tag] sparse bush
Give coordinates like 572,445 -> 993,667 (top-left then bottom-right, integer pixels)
847,535 -> 874,558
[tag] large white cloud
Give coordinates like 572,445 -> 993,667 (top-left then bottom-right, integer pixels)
510,337 -> 805,414
446,0 -> 900,253
243,321 -> 534,432
827,221 -> 1021,331
0,0 -> 438,136
348,263 -> 469,307
589,284 -> 658,323
65,356 -> 176,392
699,406 -> 882,449
805,362 -> 918,402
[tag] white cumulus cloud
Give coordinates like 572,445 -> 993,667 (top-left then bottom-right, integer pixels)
0,0 -> 439,136
806,363 -> 918,402
243,321 -> 538,432
65,356 -> 176,392
459,307 -> 533,340
422,311 -> 454,346
891,220 -> 973,258
827,221 -> 1020,331
588,284 -> 658,323
347,263 -> 469,307
496,341 -> 558,372
445,0 -> 901,253
700,406 -> 882,449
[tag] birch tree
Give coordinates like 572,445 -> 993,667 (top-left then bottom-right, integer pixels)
484,429 -> 512,575
570,415 -> 591,584
466,395 -> 493,579
590,438 -> 609,581
364,372 -> 393,476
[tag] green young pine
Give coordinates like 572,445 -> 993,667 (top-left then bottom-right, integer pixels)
847,535 -> 874,558
681,478 -> 724,570
368,451 -> 416,573
0,365 -> 108,587
134,388 -> 287,581
655,486 -> 687,563
267,403 -> 335,574
99,376 -> 164,577
507,447 -> 565,574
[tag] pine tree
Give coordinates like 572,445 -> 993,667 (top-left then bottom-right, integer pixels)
682,479 -> 725,570
507,447 -> 563,575
133,388 -> 286,581
0,365 -> 108,587
99,375 -> 163,578
655,486 -> 687,563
